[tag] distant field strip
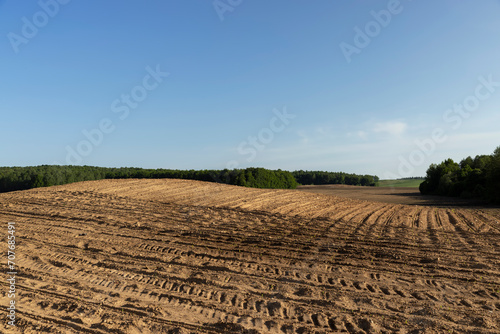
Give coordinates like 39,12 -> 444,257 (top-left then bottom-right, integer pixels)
378,178 -> 425,188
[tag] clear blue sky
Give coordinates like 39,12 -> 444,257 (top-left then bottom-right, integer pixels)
1,0 -> 499,178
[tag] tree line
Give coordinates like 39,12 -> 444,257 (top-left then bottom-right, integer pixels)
419,146 -> 500,203
398,177 -> 425,180
292,170 -> 379,186
0,166 -> 300,193
0,166 -> 380,193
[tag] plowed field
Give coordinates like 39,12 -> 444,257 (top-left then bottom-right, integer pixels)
1,179 -> 500,333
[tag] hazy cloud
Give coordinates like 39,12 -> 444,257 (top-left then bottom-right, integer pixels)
297,130 -> 309,144
357,130 -> 368,140
373,121 -> 407,136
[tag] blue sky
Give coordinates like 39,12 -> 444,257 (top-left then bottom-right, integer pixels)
1,0 -> 499,178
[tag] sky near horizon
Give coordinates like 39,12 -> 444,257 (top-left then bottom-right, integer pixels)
1,0 -> 499,179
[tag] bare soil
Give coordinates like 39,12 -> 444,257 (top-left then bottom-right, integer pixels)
297,184 -> 494,207
1,179 -> 499,333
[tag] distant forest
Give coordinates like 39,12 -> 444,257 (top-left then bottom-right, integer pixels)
0,166 -> 379,193
292,170 -> 379,187
419,146 -> 500,203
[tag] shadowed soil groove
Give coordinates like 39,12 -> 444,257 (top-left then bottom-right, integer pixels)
1,179 -> 499,333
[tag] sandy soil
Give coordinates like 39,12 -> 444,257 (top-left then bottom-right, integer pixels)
1,179 -> 499,333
